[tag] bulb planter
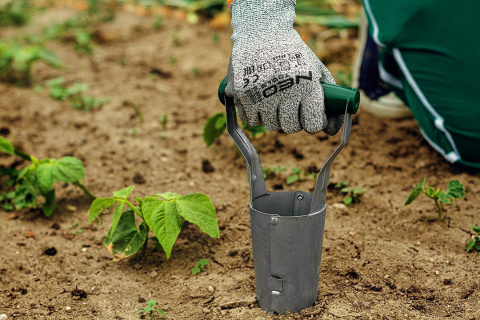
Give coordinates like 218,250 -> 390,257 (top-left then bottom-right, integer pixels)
218,78 -> 359,314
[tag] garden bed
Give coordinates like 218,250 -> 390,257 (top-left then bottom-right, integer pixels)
1,5 -> 479,320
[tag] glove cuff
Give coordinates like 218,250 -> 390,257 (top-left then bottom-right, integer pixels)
230,0 -> 297,43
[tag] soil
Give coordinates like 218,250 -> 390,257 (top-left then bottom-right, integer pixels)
1,5 -> 479,320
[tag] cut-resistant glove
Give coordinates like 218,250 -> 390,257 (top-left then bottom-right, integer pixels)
225,0 -> 343,134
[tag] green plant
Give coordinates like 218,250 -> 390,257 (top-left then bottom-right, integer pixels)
0,191 -> 16,211
89,186 -> 219,260
262,166 -> 286,179
203,112 -> 266,147
74,29 -> 94,54
405,178 -> 466,220
46,77 -> 109,111
152,16 -> 163,30
172,32 -> 181,46
341,186 -> 364,205
286,168 -> 317,185
0,0 -> 32,27
0,41 -> 61,86
137,300 -> 165,319
467,226 -> 480,253
192,258 -> 208,274
0,137 -> 95,216
159,113 -> 168,130
191,67 -> 200,76
331,181 -> 363,205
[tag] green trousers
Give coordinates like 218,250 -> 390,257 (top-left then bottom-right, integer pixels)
362,0 -> 480,168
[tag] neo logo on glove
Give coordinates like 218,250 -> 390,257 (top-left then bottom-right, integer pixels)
262,71 -> 313,98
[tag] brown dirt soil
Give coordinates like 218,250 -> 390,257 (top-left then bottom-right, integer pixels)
1,6 -> 479,320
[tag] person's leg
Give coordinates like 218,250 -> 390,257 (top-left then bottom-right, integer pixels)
362,0 -> 480,168
352,13 -> 411,118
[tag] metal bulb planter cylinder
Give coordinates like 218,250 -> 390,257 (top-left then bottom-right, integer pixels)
218,78 -> 360,314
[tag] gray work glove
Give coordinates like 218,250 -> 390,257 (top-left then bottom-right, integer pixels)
226,0 -> 343,134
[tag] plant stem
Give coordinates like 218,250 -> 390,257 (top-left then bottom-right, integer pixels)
141,225 -> 150,261
434,199 -> 443,220
14,148 -> 32,161
125,200 -> 142,217
73,181 -> 97,199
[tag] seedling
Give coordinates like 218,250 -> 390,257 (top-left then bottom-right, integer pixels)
331,181 -> 364,205
405,178 -> 465,220
203,112 -> 266,147
46,77 -> 109,111
172,32 -> 181,46
0,40 -> 61,86
286,168 -> 317,185
152,16 -> 163,30
467,226 -> 480,253
89,186 -> 219,260
169,57 -> 178,66
0,191 -> 15,211
159,113 -> 168,130
0,0 -> 32,27
0,137 -> 95,216
191,67 -> 201,76
74,29 -> 94,55
341,187 -> 364,205
262,166 -> 286,180
192,259 -> 208,275
137,300 -> 165,319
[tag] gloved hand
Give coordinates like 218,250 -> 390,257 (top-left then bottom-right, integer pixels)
226,0 -> 343,135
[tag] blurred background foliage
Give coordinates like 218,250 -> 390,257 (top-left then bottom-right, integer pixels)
0,0 -> 360,86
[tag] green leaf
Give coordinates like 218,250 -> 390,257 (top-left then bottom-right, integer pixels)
104,202 -> 125,245
0,137 -> 14,155
437,191 -> 453,205
405,178 -> 426,205
143,199 -> 184,259
344,197 -> 353,205
175,194 -> 219,238
113,185 -> 134,200
286,175 -> 298,185
38,49 -> 62,68
14,179 -> 37,209
192,266 -> 201,274
472,226 -> 480,234
447,180 -> 465,199
144,306 -> 153,313
242,122 -> 266,138
104,210 -> 148,259
154,192 -> 182,200
53,157 -> 85,182
89,197 -> 115,222
36,163 -> 56,195
198,258 -> 208,267
42,189 -> 56,217
467,240 -> 475,252
147,300 -> 157,307
203,112 -> 226,147
157,309 -> 166,315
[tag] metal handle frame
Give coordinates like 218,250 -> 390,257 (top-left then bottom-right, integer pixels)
224,97 -> 353,213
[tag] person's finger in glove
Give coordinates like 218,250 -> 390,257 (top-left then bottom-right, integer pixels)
225,0 -> 343,135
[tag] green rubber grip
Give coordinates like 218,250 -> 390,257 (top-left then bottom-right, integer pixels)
218,77 -> 360,114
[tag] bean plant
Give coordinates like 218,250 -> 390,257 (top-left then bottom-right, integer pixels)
405,178 -> 465,220
0,137 -> 95,216
89,186 -> 219,260
0,40 -> 61,86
